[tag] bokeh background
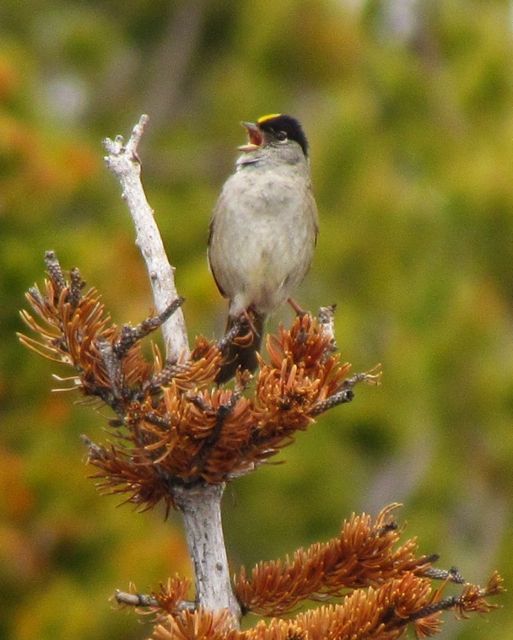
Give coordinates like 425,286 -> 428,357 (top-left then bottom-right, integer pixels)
2,1 -> 513,638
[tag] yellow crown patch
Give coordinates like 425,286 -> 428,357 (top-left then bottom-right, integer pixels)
257,113 -> 282,124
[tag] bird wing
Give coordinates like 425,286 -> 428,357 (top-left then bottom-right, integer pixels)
207,200 -> 227,299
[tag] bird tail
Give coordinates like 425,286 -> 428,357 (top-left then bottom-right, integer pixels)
216,311 -> 266,384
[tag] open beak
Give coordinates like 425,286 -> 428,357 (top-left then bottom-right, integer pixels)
238,121 -> 263,152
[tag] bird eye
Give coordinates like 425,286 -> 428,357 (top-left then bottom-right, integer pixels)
275,130 -> 287,142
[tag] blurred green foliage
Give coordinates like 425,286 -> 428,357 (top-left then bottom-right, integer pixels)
1,1 -> 512,638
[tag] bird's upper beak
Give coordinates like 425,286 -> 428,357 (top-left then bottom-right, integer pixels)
238,121 -> 264,152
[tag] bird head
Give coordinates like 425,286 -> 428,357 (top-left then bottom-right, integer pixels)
238,114 -> 308,157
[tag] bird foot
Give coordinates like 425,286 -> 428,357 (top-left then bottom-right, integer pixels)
287,297 -> 307,316
241,308 -> 260,337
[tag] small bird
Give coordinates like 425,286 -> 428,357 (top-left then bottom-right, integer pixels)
208,114 -> 318,383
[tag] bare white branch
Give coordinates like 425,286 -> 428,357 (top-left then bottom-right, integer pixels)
104,116 -> 240,627
103,115 -> 190,362
173,484 -> 241,622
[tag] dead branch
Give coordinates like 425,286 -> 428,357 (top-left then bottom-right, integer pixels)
103,115 -> 189,362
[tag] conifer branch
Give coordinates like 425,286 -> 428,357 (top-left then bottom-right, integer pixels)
423,566 -> 465,584
115,576 -> 196,613
114,296 -> 185,360
234,504 -> 433,616
150,570 -> 504,640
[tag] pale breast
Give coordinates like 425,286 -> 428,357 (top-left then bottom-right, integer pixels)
209,159 -> 317,317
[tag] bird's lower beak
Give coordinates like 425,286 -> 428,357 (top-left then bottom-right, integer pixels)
238,121 -> 263,152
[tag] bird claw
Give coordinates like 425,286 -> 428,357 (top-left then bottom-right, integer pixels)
287,297 -> 307,316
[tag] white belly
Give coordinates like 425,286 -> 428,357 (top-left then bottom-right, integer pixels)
209,165 -> 316,316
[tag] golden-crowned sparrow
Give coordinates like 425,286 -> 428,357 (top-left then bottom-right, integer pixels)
208,114 -> 318,382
